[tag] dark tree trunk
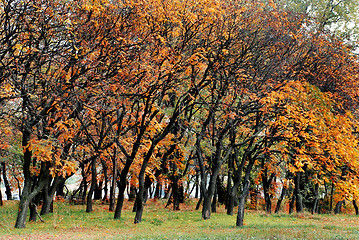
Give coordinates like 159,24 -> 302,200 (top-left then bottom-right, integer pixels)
143,176 -> 152,203
154,181 -> 162,199
334,200 -> 344,214
81,163 -> 88,203
289,191 -> 295,214
294,173 -> 303,213
262,168 -> 275,214
94,181 -> 102,200
29,193 -> 42,222
195,172 -> 199,199
1,162 -> 12,200
14,176 -> 22,198
15,131 -> 47,228
86,156 -> 97,213
312,183 -> 319,214
114,178 -> 127,219
227,149 -> 245,216
102,160 -> 109,201
329,182 -> 334,212
353,200 -> 359,215
109,150 -> 118,211
211,186 -> 217,213
275,185 -> 287,213
164,183 -> 170,199
196,195 -> 203,210
41,176 -> 62,215
114,156 -> 133,219
134,171 -> 146,223
128,183 -> 136,202
0,167 -> 3,206
236,156 -> 255,227
172,174 -> 180,211
56,180 -> 65,197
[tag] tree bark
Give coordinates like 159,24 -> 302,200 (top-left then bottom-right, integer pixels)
294,173 -> 303,213
1,162 -> 12,200
353,200 -> 359,215
0,166 -> 3,206
114,157 -> 133,219
41,176 -> 63,215
227,149 -> 245,216
86,156 -> 97,213
15,131 -> 47,228
334,200 -> 344,214
289,191 -> 295,214
312,183 -> 319,214
275,185 -> 287,213
109,150 -> 118,211
102,159 -> 108,201
236,157 -> 255,227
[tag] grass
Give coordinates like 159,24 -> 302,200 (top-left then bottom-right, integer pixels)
0,199 -> 358,239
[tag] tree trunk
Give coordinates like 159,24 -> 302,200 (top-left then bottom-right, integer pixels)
0,167 -> 3,206
114,157 -> 134,219
15,131 -> 47,228
289,191 -> 295,214
211,186 -> 217,213
154,181 -> 162,199
329,182 -> 334,212
143,176 -> 152,203
41,176 -> 62,215
334,200 -> 344,214
86,156 -> 97,213
56,180 -> 65,198
29,193 -> 41,222
109,152 -> 118,211
353,200 -> 359,215
172,174 -> 180,211
196,195 -> 203,210
262,169 -> 275,214
236,157 -> 255,227
134,170 -> 146,223
102,159 -> 108,201
94,181 -> 102,200
227,149 -> 245,216
195,172 -> 199,199
1,162 -> 12,200
294,173 -> 303,213
312,183 -> 319,214
275,186 -> 287,213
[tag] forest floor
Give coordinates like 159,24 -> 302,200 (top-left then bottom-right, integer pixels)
0,199 -> 358,239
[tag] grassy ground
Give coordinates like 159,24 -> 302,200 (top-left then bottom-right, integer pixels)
0,199 -> 358,239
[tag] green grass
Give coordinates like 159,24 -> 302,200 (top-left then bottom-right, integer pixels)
0,200 -> 358,239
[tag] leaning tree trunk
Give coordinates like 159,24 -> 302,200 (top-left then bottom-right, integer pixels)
86,156 -> 98,213
41,176 -> 63,215
114,157 -> 133,219
289,191 -> 296,214
134,163 -> 147,223
101,159 -> 109,201
134,144 -> 157,223
227,149 -> 245,216
236,157 -> 255,227
1,162 -> 12,200
353,200 -> 359,215
29,192 -> 42,222
275,185 -> 287,213
15,131 -> 47,228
